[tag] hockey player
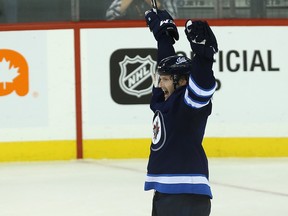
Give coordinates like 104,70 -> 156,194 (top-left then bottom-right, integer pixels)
144,8 -> 218,216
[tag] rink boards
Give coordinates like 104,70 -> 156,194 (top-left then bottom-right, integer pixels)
0,21 -> 287,161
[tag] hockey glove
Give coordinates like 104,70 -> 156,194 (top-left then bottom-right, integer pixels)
185,20 -> 218,59
145,9 -> 179,43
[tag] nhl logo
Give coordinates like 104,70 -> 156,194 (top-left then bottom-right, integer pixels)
119,55 -> 156,98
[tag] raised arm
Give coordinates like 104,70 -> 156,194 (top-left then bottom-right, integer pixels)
144,9 -> 178,63
185,20 -> 218,89
183,20 -> 218,109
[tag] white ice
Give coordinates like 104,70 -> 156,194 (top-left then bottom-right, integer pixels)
0,158 -> 287,216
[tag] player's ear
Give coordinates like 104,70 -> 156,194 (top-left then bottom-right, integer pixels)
179,78 -> 187,86
178,77 -> 188,86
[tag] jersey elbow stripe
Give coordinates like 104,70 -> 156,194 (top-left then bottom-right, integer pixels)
188,76 -> 216,97
184,91 -> 210,109
186,89 -> 212,104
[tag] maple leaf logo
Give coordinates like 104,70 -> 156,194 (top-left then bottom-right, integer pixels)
0,49 -> 29,96
0,58 -> 20,89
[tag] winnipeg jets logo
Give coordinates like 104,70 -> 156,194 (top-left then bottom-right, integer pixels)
153,119 -> 160,142
119,55 -> 156,98
151,111 -> 166,151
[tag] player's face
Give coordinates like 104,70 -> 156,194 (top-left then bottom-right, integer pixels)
159,75 -> 174,100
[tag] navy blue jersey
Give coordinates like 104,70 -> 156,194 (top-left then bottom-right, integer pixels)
144,35 -> 216,199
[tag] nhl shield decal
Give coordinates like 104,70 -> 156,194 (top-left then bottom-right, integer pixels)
119,55 -> 155,98
110,48 -> 157,104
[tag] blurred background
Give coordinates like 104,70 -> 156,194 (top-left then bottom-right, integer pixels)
0,0 -> 288,23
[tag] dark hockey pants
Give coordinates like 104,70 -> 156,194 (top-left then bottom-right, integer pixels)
152,191 -> 211,216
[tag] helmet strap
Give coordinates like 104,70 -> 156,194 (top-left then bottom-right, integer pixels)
172,75 -> 178,90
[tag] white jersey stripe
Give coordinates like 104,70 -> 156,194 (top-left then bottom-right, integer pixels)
146,175 -> 210,186
184,90 -> 210,109
188,76 -> 216,97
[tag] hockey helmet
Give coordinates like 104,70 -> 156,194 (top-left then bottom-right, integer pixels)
157,55 -> 192,76
157,55 -> 192,88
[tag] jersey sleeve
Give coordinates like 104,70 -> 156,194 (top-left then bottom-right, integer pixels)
184,55 -> 216,109
157,34 -> 176,63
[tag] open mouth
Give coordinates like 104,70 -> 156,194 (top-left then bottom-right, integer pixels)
163,90 -> 169,98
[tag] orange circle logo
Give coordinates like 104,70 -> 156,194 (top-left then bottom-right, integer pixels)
0,49 -> 29,96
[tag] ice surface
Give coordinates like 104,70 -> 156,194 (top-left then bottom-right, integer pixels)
0,158 -> 287,216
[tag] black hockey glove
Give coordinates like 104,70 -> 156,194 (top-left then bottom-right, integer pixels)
145,9 -> 179,43
185,20 -> 218,59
